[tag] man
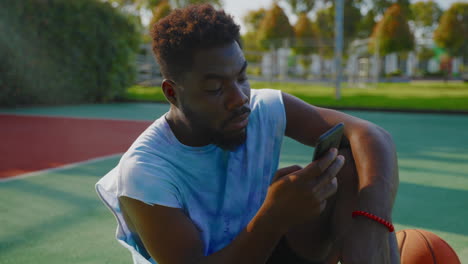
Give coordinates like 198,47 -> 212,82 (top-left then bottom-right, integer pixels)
96,4 -> 399,264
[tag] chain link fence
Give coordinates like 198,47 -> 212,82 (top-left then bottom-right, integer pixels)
135,38 -> 467,87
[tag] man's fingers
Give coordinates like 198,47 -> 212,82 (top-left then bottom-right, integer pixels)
272,165 -> 303,183
317,148 -> 338,172
312,155 -> 345,190
297,148 -> 338,183
319,200 -> 327,213
319,177 -> 338,201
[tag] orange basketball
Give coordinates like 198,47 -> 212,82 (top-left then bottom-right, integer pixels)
397,229 -> 461,264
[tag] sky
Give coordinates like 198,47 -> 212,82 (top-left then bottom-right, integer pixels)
222,0 -> 465,33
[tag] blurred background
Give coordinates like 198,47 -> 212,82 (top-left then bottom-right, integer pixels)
118,0 -> 468,87
1,1 -> 468,263
1,0 -> 467,109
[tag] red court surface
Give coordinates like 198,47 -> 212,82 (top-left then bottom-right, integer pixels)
0,114 -> 151,179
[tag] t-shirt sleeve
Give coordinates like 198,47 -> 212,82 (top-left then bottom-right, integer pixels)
251,89 -> 287,136
118,153 -> 182,209
249,89 -> 287,185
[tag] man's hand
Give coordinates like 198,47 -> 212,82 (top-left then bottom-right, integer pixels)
257,148 -> 345,232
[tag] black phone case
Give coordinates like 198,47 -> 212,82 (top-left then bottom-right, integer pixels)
312,123 -> 344,161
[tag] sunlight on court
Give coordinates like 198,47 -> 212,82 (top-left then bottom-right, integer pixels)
1,103 -> 467,263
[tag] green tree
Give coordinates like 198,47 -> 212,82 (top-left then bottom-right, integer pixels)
150,0 -> 172,25
411,1 -> 442,27
434,2 -> 468,63
368,0 -> 411,17
0,0 -> 140,106
342,0 -> 363,42
106,0 -> 221,10
293,13 -> 318,74
282,0 -> 315,15
410,0 -> 442,38
369,4 -> 414,56
106,0 -> 159,10
314,1 -> 361,57
171,0 -> 222,8
314,6 -> 334,58
293,13 -> 318,55
242,8 -> 267,53
357,9 -> 376,38
243,8 -> 267,33
257,3 -> 295,50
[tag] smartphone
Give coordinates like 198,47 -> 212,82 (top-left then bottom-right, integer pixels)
312,123 -> 345,161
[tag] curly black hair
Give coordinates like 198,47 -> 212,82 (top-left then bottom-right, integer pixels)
150,4 -> 241,82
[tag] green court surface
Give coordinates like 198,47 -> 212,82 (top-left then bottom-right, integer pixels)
1,103 -> 468,263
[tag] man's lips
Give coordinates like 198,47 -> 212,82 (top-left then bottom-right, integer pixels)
225,112 -> 249,131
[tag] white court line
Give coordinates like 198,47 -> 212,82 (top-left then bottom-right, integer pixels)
0,153 -> 123,183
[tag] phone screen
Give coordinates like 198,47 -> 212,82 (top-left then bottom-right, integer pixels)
312,123 -> 344,161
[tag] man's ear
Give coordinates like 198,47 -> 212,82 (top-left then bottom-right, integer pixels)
162,79 -> 177,105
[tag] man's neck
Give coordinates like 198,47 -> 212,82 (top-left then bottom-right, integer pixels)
165,109 -> 211,147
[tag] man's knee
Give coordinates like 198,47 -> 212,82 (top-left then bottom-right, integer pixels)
337,147 -> 357,183
329,147 -> 359,211
281,147 -> 360,263
328,147 -> 360,243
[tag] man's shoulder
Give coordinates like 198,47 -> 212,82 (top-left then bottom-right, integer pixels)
251,88 -> 282,101
125,115 -> 170,154
250,89 -> 283,110
119,117 -> 173,175
120,145 -> 170,175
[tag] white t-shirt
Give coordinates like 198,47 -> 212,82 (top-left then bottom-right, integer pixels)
96,89 -> 286,263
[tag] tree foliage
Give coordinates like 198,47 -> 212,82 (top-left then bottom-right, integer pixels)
243,8 -> 267,33
433,2 -> 468,60
257,3 -> 295,50
106,0 -> 160,10
282,0 -> 315,15
150,0 -> 172,25
411,1 -> 442,28
410,0 -> 442,38
171,0 -> 222,8
314,6 -> 334,58
313,1 -> 361,57
368,0 -> 411,17
293,13 -> 318,55
0,0 -> 140,106
357,9 -> 377,38
369,4 -> 414,55
342,0 -> 363,42
106,0 -> 221,10
242,8 -> 267,52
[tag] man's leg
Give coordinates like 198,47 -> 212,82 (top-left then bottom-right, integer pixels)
283,148 -> 399,263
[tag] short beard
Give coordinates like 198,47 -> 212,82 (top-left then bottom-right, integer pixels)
181,104 -> 249,151
211,129 -> 247,151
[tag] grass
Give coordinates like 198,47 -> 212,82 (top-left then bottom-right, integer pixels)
125,81 -> 468,111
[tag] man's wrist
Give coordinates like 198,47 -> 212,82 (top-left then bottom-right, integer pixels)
247,208 -> 287,238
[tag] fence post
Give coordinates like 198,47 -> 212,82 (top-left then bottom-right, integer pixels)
334,0 -> 344,100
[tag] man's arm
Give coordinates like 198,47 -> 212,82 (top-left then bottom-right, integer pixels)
119,152 -> 344,264
282,91 -> 399,220
119,196 -> 284,264
282,92 -> 399,262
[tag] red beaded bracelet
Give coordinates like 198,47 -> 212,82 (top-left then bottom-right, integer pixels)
352,211 -> 395,232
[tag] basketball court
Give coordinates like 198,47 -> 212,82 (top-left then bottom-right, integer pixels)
1,102 -> 467,263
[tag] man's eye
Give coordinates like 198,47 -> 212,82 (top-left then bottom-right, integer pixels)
238,76 -> 248,83
207,86 -> 222,94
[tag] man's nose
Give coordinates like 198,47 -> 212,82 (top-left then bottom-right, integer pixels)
225,82 -> 248,111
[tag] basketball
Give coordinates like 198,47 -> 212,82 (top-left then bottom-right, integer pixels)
397,229 -> 461,264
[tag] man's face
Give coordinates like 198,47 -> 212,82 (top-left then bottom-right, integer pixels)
176,41 -> 251,150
